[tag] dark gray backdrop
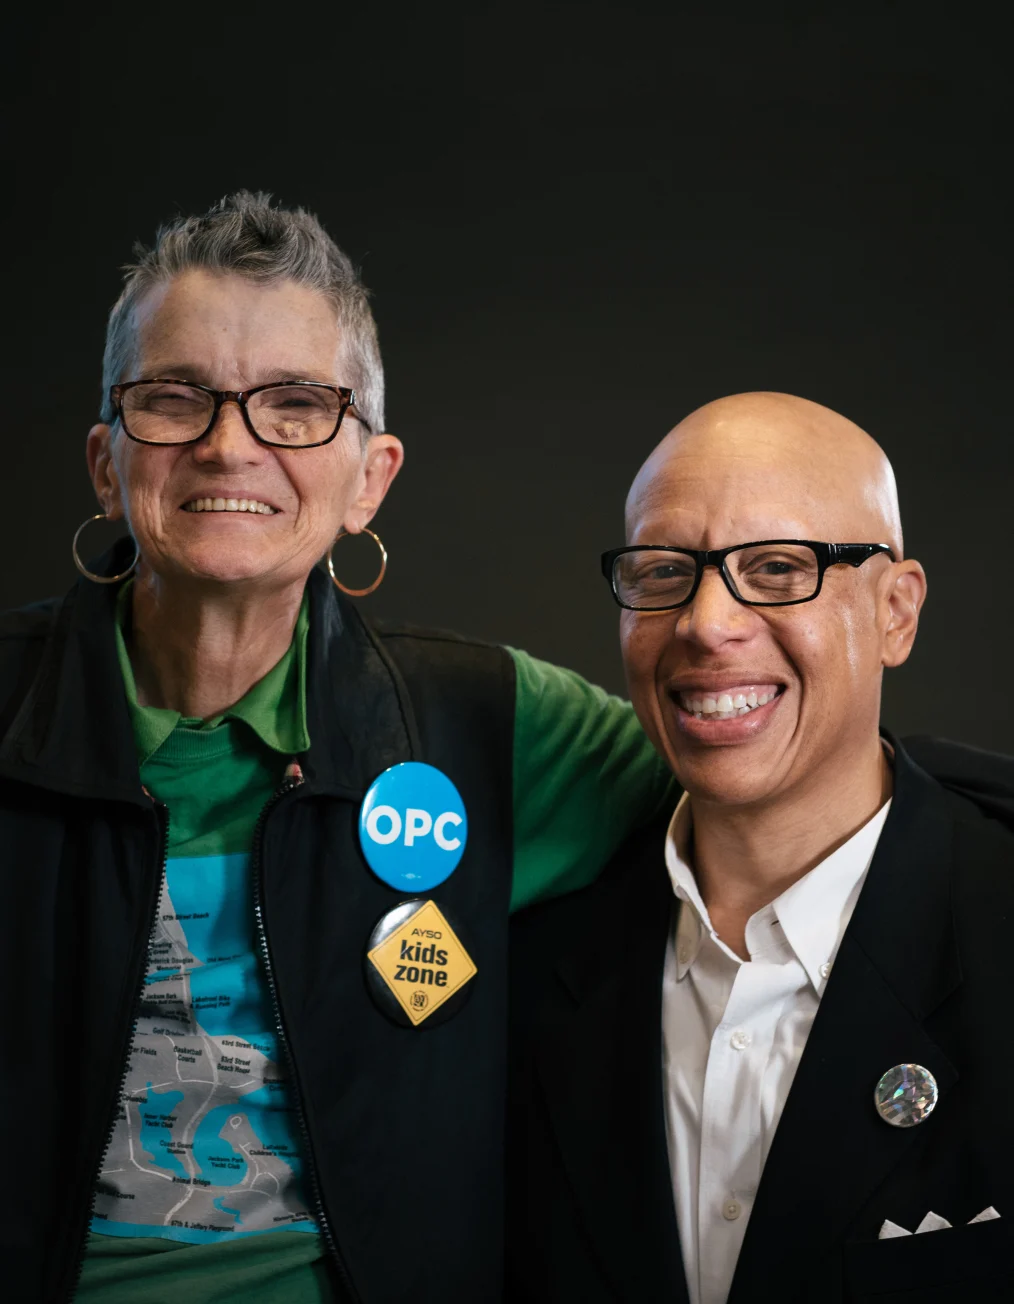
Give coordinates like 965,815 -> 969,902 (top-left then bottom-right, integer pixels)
9,4 -> 1011,749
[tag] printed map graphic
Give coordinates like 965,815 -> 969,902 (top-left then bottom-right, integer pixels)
92,854 -> 318,1243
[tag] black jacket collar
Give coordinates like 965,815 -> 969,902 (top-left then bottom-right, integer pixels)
0,543 -> 418,805
534,740 -> 961,1304
729,741 -> 960,1300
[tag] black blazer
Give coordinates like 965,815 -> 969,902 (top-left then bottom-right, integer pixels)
507,738 -> 1014,1304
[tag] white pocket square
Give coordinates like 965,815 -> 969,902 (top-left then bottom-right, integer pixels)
879,1207 -> 1000,1239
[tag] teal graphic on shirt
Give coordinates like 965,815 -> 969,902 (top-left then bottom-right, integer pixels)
92,852 -> 316,1243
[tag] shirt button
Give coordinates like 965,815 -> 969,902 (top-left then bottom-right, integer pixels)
730,1029 -> 751,1051
819,961 -> 831,980
723,1199 -> 742,1221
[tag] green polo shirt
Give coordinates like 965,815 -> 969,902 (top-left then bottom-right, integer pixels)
125,598 -> 311,765
76,589 -> 674,1302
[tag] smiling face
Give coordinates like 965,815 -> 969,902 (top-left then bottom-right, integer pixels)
87,269 -> 402,594
620,393 -> 926,810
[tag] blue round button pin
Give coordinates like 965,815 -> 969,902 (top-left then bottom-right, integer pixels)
359,762 -> 468,891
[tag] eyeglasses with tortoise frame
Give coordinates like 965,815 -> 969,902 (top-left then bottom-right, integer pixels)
110,378 -> 372,449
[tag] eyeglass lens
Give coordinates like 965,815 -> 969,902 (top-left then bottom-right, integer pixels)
613,543 -> 822,609
120,382 -> 344,446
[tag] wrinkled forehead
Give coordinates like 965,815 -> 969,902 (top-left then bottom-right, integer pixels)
626,441 -> 889,548
130,271 -> 343,379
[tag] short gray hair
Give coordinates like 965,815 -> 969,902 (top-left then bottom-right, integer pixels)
100,190 -> 385,437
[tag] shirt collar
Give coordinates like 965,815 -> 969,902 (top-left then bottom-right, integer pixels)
114,582 -> 311,764
665,790 -> 892,990
772,801 -> 890,991
665,794 -> 710,976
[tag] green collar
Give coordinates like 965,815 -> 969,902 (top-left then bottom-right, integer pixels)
114,582 -> 311,764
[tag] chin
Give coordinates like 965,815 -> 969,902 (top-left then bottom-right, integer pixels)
164,538 -> 293,587
672,754 -> 785,809
658,712 -> 795,811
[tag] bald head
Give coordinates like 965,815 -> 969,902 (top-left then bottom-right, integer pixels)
626,392 -> 903,557
617,391 -> 927,819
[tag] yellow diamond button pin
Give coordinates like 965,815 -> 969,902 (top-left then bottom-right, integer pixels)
367,900 -> 477,1026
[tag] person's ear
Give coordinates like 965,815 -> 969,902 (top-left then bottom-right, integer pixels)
342,434 -> 405,534
881,559 -> 927,668
86,424 -> 126,520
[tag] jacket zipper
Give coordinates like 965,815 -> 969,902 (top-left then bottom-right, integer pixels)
251,772 -> 362,1304
66,799 -> 171,1302
64,775 -> 359,1301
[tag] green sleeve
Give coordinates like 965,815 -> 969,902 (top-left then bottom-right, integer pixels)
508,647 -> 678,913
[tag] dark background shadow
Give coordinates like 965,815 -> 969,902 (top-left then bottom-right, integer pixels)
8,3 -> 1011,748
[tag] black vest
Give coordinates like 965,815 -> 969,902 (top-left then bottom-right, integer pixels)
0,555 -> 515,1303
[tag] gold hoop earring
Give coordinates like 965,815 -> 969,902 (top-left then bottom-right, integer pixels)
72,513 -> 139,585
327,528 -> 387,596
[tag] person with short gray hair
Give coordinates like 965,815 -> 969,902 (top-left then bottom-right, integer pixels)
0,191 -> 677,1302
100,191 -> 387,439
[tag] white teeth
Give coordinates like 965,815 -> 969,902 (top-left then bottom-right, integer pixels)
679,687 -> 780,720
183,497 -> 277,514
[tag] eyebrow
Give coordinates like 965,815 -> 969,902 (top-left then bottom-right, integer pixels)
135,365 -> 341,386
256,367 -> 342,385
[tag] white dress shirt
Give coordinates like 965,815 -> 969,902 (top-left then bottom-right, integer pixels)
661,795 -> 892,1304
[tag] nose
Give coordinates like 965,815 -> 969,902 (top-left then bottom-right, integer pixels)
191,399 -> 265,467
674,565 -> 755,651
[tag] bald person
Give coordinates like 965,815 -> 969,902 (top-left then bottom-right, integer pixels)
506,393 -> 1014,1304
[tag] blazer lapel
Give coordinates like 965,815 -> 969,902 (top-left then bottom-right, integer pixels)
534,844 -> 690,1304
729,745 -> 961,1301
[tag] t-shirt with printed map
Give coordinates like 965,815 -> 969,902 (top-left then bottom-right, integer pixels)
75,586 -> 674,1303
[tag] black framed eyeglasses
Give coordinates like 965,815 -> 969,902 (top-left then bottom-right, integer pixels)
602,540 -> 896,611
110,378 -> 371,449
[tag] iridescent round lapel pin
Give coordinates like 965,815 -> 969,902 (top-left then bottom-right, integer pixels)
874,1063 -> 939,1128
